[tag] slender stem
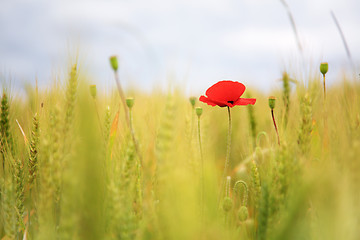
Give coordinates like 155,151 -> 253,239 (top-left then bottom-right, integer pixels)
280,0 -> 302,53
28,189 -> 31,230
113,71 -> 143,165
225,176 -> 231,197
331,11 -> 355,69
128,108 -> 143,166
191,106 -> 195,139
218,107 -> 232,207
197,115 -> 204,222
271,109 -> 280,146
113,71 -> 129,126
234,180 -> 248,206
129,107 -> 144,217
93,99 -> 104,137
224,176 -> 231,226
323,74 -> 326,100
323,74 -> 329,149
129,108 -> 133,133
1,151 -> 4,175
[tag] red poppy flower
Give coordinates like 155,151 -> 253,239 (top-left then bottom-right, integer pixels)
199,80 -> 256,107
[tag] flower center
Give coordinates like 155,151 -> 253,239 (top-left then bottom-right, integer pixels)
227,101 -> 234,104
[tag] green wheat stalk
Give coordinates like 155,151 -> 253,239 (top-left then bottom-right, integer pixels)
63,64 -> 78,140
1,93 -> 14,167
298,94 -> 313,154
28,113 -> 39,191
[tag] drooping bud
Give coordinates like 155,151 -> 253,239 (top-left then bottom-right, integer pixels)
268,96 -> 276,110
89,85 -> 97,99
320,62 -> 328,76
109,55 -> 119,72
195,107 -> 203,117
189,97 -> 196,107
126,97 -> 135,109
222,197 -> 233,212
238,206 -> 249,221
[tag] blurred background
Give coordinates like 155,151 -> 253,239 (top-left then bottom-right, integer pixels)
0,0 -> 359,94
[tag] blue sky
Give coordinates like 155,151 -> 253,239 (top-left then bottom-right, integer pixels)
0,0 -> 359,94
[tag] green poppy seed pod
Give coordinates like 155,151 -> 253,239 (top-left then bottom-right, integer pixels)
189,97 -> 196,107
320,62 -> 328,75
268,96 -> 276,110
126,97 -> 135,109
89,85 -> 97,99
238,206 -> 249,221
195,107 -> 203,117
222,197 -> 233,212
109,55 -> 119,72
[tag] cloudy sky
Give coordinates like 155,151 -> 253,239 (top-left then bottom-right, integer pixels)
0,0 -> 359,94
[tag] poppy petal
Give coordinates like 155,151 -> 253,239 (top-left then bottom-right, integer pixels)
205,81 -> 246,102
199,95 -> 228,107
233,98 -> 256,106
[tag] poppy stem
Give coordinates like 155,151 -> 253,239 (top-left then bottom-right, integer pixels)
271,109 -> 280,146
113,71 -> 143,166
323,74 -> 326,100
218,106 -> 232,208
197,113 -> 204,223
92,99 -> 104,138
323,74 -> 329,150
113,71 -> 130,126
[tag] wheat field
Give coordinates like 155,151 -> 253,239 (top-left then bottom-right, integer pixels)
0,60 -> 359,240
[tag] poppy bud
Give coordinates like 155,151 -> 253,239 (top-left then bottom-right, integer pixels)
195,107 -> 203,117
320,62 -> 328,75
189,97 -> 196,107
238,206 -> 249,221
89,85 -> 97,99
126,97 -> 134,109
109,55 -> 119,72
222,197 -> 233,212
268,96 -> 276,110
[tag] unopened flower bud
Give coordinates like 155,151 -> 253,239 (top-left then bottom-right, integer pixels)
89,85 -> 97,99
320,62 -> 328,75
268,96 -> 276,110
126,97 -> 134,109
238,206 -> 249,221
222,197 -> 233,212
109,55 -> 119,72
195,107 -> 203,117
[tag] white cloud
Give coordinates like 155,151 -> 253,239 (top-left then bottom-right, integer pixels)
221,28 -> 296,53
0,0 -> 359,93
